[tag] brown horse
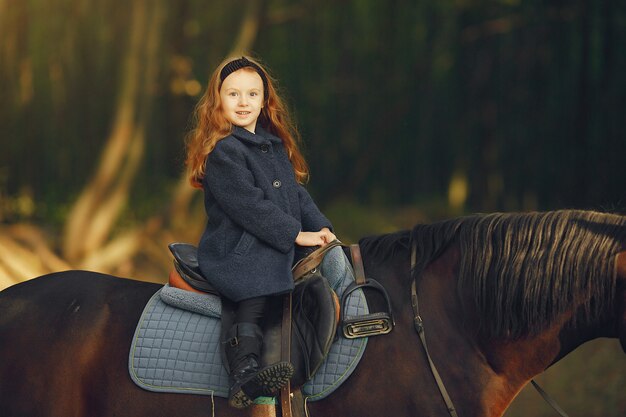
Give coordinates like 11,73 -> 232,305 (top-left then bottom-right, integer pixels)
0,210 -> 624,417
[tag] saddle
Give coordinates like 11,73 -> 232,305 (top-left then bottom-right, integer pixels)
168,242 -> 341,384
168,241 -> 394,416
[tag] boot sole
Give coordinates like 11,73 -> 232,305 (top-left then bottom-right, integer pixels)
229,362 -> 294,409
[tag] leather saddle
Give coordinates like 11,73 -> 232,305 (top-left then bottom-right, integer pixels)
167,242 -> 340,388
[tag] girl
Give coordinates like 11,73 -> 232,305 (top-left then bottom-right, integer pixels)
186,56 -> 335,408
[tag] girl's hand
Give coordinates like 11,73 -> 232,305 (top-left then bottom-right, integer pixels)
295,231 -> 325,247
319,227 -> 336,245
295,228 -> 336,247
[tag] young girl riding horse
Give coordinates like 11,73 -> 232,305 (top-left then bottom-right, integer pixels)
185,56 -> 335,408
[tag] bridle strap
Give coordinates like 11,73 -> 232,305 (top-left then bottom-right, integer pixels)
410,243 -> 459,417
531,380 -> 570,417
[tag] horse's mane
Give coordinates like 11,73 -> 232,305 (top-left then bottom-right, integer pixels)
358,229 -> 411,262
361,210 -> 626,338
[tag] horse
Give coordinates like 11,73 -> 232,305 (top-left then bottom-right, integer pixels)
0,209 -> 624,417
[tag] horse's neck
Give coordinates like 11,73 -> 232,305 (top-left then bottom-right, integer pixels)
476,294 -> 621,416
415,247 -> 517,417
358,246 -> 623,417
496,251 -> 626,369
419,246 -> 573,417
481,319 -> 567,379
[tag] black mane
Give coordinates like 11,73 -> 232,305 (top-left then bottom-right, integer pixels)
361,210 -> 626,338
358,229 -> 410,263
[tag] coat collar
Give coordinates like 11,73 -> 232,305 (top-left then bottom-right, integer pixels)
231,125 -> 283,146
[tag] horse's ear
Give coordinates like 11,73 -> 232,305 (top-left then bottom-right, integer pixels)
617,252 -> 626,353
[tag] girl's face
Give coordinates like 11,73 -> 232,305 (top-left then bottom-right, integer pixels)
220,69 -> 264,133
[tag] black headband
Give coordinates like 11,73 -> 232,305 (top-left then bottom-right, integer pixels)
219,57 -> 268,92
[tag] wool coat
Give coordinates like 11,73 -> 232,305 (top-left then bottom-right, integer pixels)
197,125 -> 332,302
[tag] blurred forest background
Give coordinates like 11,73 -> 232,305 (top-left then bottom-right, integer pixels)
0,0 -> 624,415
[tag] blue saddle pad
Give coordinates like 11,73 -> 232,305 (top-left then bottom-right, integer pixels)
129,247 -> 368,401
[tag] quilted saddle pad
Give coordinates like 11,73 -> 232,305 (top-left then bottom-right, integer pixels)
128,247 -> 368,401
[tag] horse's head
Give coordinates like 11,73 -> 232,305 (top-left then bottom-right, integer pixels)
617,252 -> 626,353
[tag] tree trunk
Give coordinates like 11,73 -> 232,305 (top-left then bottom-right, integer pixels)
62,0 -> 165,265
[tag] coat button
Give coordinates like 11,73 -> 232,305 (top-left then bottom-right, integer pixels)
272,179 -> 282,188
260,144 -> 269,153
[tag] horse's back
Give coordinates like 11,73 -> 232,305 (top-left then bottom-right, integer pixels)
0,270 -> 160,343
0,271 -> 161,417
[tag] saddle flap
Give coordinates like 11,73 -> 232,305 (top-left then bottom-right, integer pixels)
257,275 -> 339,389
291,275 -> 339,382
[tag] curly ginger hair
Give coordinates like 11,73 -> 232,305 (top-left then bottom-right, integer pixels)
185,56 -> 309,188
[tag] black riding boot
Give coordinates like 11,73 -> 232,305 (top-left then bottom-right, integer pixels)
224,323 -> 294,409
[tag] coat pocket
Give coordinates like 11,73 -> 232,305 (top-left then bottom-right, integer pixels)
233,230 -> 254,255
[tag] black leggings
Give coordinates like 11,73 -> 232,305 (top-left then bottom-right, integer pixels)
234,296 -> 268,326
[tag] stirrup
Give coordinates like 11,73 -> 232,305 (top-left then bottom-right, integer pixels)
340,278 -> 394,338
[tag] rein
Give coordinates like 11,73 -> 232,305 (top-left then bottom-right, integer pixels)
409,240 -> 570,417
409,244 -> 459,417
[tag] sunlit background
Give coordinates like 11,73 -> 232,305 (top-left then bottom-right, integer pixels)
0,1 -> 624,415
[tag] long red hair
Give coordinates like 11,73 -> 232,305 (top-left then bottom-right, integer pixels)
185,56 -> 309,188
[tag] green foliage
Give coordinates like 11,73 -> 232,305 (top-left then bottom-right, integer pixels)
2,0 -> 626,219
323,198 -> 453,243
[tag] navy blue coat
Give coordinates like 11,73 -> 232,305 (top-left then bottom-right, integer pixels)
197,125 -> 332,302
